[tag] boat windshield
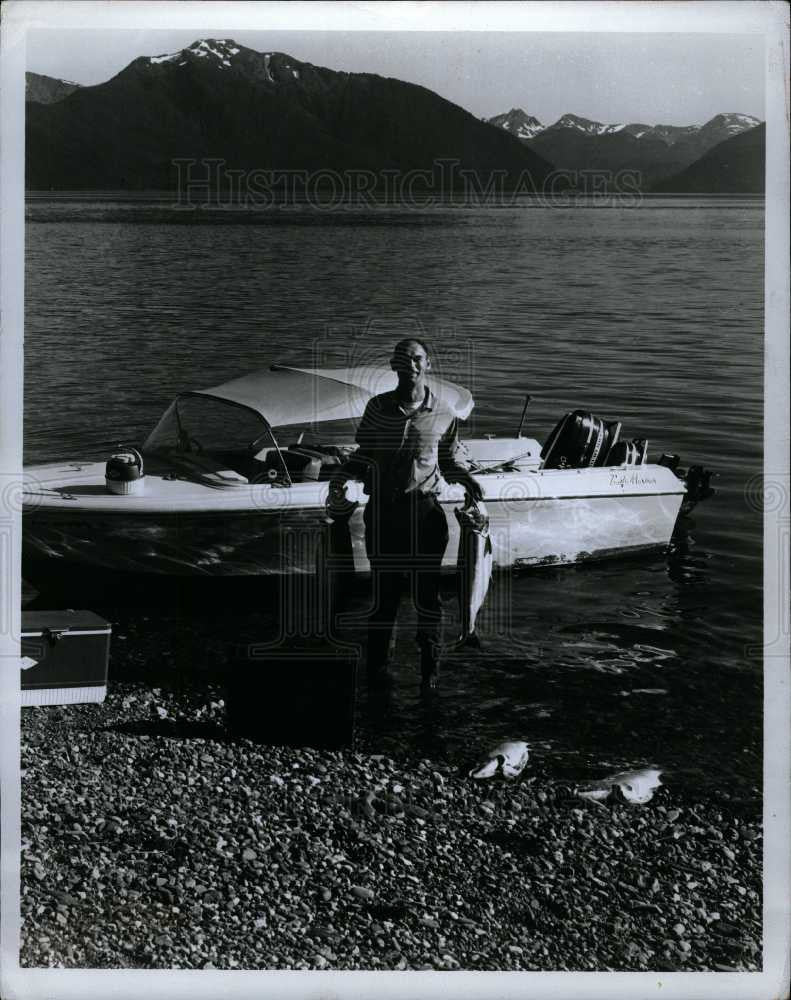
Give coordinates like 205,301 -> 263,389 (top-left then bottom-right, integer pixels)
271,416 -> 360,448
143,394 -> 270,458
142,394 -> 360,485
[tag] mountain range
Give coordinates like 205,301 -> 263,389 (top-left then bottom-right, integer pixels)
25,42 -> 764,194
652,122 -> 765,194
25,39 -> 552,193
487,108 -> 763,191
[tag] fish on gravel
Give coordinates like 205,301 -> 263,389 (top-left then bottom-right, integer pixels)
454,498 -> 493,647
576,767 -> 663,804
469,740 -> 529,780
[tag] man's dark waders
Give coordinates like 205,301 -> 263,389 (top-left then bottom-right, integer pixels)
364,491 -> 449,684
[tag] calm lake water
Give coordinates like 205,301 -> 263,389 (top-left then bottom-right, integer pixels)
24,194 -> 765,796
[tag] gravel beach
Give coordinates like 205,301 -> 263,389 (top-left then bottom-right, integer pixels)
20,680 -> 762,972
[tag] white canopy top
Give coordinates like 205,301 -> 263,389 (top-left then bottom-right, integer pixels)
194,364 -> 475,427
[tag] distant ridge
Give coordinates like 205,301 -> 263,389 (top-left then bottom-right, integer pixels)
652,123 -> 765,193
486,108 -> 762,146
486,108 -> 764,190
26,39 -> 554,192
26,71 -> 82,105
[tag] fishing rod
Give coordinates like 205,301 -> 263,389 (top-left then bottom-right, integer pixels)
480,450 -> 536,474
516,393 -> 532,438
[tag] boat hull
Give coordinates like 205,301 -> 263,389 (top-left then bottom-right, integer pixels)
23,463 -> 684,578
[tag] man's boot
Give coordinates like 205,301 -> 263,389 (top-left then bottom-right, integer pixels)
366,624 -> 394,688
419,644 -> 440,691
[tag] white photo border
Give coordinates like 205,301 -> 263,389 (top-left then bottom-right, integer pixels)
1,2 -> 788,998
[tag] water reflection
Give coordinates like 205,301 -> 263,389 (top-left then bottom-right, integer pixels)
348,530 -> 760,794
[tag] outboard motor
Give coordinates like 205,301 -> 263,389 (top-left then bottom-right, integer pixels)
657,455 -> 715,514
658,453 -> 680,473
681,465 -> 716,514
105,446 -> 145,495
607,440 -> 642,466
541,410 -> 621,470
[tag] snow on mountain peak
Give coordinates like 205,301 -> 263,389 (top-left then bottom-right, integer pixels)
489,108 -> 763,146
144,40 -> 305,82
486,108 -> 544,140
189,39 -> 240,55
148,38 -> 243,70
552,113 -> 628,136
148,51 -> 180,66
702,112 -> 762,134
554,113 -> 602,133
186,39 -> 241,67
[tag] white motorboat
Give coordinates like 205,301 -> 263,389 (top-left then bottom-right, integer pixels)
22,364 -> 711,579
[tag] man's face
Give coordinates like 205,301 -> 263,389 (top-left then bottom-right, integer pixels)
391,341 -> 430,383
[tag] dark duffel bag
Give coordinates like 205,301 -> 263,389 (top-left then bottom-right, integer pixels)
226,638 -> 358,751
541,410 -> 618,470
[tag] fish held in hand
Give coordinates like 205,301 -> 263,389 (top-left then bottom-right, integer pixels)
469,740 -> 530,780
455,498 -> 493,647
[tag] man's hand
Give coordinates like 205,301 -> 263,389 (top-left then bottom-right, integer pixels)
328,476 -> 347,505
327,476 -> 356,516
453,471 -> 484,502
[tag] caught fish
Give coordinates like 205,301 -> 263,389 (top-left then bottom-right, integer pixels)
320,502 -> 358,638
469,740 -> 530,780
454,498 -> 493,647
576,768 -> 663,805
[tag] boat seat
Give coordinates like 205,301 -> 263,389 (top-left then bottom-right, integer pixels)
175,452 -> 249,487
287,445 -> 345,481
248,443 -> 358,484
247,449 -> 323,484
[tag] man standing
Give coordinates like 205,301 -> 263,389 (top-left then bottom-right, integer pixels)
329,339 -> 482,689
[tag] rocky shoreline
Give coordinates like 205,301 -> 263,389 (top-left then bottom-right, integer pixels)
20,681 -> 761,972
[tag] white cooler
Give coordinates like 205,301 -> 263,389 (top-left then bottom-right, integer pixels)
21,610 -> 111,706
